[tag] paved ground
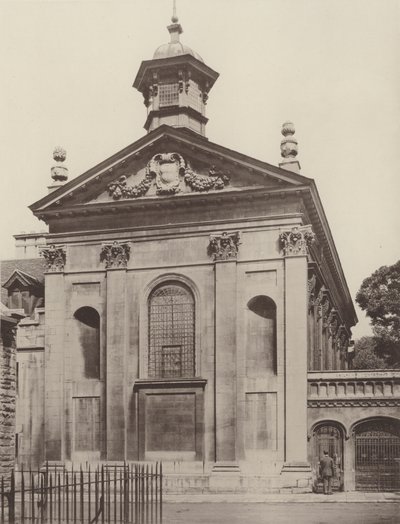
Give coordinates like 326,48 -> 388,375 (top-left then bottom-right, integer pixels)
163,502 -> 400,523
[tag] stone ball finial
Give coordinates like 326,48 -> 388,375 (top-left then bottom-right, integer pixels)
53,146 -> 66,162
281,121 -> 296,137
51,146 -> 68,183
280,121 -> 298,160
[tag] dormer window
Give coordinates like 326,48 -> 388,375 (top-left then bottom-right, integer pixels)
2,269 -> 44,315
159,83 -> 179,107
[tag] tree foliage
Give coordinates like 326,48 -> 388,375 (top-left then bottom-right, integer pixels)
351,336 -> 388,369
356,260 -> 400,367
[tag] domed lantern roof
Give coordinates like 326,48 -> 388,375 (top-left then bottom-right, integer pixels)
153,42 -> 204,63
152,8 -> 204,63
133,4 -> 219,136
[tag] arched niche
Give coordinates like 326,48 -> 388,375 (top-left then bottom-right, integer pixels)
73,306 -> 100,380
246,295 -> 277,376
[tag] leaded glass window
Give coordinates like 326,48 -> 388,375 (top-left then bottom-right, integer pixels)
148,283 -> 195,378
159,83 -> 179,107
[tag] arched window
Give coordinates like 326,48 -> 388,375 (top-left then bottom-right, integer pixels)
148,283 -> 195,378
246,295 -> 277,376
73,307 -> 100,379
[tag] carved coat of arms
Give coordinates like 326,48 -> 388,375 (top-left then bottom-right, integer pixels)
149,153 -> 185,195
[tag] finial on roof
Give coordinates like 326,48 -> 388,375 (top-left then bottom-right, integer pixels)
49,146 -> 68,192
171,0 -> 178,23
168,0 -> 183,42
279,121 -> 301,173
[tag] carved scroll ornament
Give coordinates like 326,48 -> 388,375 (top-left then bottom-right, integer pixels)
40,245 -> 66,272
208,231 -> 240,261
280,225 -> 315,256
100,241 -> 130,269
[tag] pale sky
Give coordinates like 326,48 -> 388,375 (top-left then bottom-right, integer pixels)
1,0 -> 399,338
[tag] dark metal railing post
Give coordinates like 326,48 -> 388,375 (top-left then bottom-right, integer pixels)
80,466 -> 84,522
49,473 -> 53,523
21,465 -> 25,523
1,476 -> 3,524
101,466 -> 105,524
123,464 -> 129,523
88,466 -> 91,524
160,462 -> 162,522
31,471 -> 35,522
8,470 -> 15,524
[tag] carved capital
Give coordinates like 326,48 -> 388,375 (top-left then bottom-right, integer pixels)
40,245 -> 66,272
100,241 -> 130,269
321,295 -> 331,326
336,325 -> 348,352
327,310 -> 339,339
208,231 -> 240,261
280,225 -> 315,256
307,273 -> 317,309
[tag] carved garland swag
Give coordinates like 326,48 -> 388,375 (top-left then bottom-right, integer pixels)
107,152 -> 230,200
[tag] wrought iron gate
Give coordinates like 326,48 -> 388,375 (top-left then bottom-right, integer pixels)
355,420 -> 400,492
0,462 -> 162,523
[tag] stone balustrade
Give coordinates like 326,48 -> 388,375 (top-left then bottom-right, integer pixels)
308,370 -> 400,407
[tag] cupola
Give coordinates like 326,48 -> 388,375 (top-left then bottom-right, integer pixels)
133,5 -> 219,136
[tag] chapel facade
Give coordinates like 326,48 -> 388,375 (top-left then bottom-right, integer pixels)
2,11 -> 400,493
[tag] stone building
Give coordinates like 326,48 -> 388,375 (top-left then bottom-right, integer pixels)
2,11 -> 400,492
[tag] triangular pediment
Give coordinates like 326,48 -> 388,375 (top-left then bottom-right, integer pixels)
2,269 -> 43,291
30,126 -> 312,215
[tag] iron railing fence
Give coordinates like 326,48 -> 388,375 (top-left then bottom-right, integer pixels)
0,462 -> 162,523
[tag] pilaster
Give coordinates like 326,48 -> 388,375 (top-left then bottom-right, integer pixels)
102,241 -> 130,460
41,245 -> 66,461
280,226 -> 314,485
208,232 -> 240,478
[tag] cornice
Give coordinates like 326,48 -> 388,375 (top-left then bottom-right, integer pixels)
133,378 -> 207,390
308,399 -> 400,408
303,185 -> 357,326
35,185 -> 307,221
133,54 -> 219,92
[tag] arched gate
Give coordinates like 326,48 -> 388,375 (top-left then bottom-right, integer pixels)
355,419 -> 400,491
311,424 -> 344,491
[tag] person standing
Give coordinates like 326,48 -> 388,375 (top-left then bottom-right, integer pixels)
319,450 -> 334,494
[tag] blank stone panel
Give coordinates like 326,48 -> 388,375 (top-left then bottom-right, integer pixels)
72,283 -> 100,296
73,397 -> 100,452
145,393 -> 196,452
245,392 -> 277,450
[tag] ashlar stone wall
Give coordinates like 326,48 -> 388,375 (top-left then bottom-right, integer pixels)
0,320 -> 17,485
